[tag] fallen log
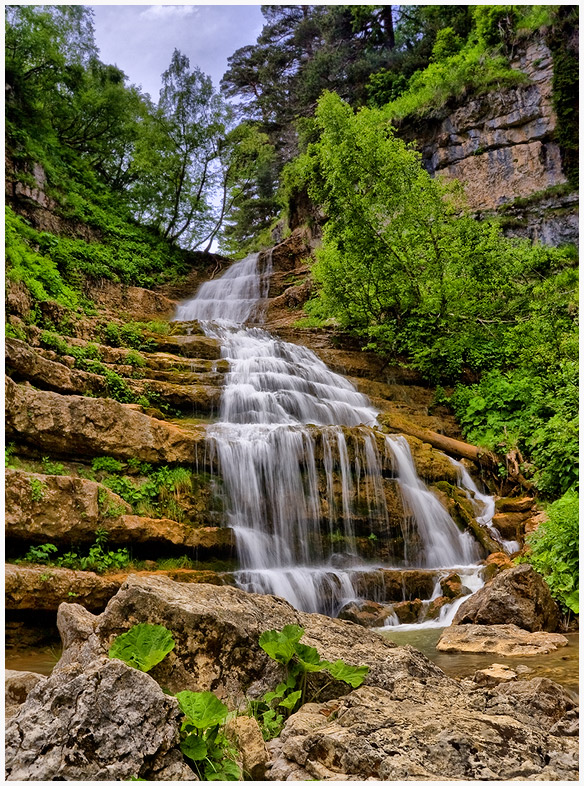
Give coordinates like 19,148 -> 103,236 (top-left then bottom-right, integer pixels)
379,411 -> 498,468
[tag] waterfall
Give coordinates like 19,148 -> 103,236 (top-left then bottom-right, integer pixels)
174,252 -> 488,617
449,457 -> 520,555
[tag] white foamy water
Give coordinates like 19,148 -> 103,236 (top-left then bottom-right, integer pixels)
174,253 -> 494,617
449,457 -> 520,555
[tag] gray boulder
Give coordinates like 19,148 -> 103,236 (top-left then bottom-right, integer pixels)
452,564 -> 560,631
5,657 -> 193,781
56,575 -> 447,703
5,670 -> 46,721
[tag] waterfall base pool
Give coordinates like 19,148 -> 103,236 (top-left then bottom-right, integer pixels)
381,627 -> 579,693
6,631 -> 578,696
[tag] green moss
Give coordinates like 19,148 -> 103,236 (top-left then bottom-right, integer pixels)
498,183 -> 574,213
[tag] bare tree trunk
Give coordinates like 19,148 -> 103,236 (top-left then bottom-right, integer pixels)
381,5 -> 395,50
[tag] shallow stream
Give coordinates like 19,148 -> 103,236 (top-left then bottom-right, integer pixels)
6,632 -> 578,693
381,628 -> 579,693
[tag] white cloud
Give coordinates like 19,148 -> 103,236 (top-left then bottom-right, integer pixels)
141,6 -> 199,20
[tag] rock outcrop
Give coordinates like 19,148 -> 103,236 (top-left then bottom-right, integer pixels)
398,41 -> 578,246
5,467 -> 232,553
5,564 -> 124,612
5,670 -> 47,721
5,564 -> 235,613
5,658 -> 192,781
452,563 -> 561,631
5,468 -> 132,543
6,336 -> 222,413
266,679 -> 578,781
53,576 -> 445,703
5,375 -> 206,464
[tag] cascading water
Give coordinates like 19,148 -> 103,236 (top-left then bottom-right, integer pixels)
449,457 -> 520,555
175,252 -> 491,619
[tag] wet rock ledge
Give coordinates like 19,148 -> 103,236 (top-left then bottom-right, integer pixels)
5,578 -> 579,781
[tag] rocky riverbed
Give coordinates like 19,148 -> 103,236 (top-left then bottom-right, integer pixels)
5,577 -> 579,781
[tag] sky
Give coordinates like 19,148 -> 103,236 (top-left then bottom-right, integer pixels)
91,5 -> 265,100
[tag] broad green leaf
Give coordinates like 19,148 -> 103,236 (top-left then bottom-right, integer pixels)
180,734 -> 207,762
108,623 -> 175,672
326,659 -> 369,687
259,625 -> 305,664
260,708 -> 284,740
278,690 -> 302,710
176,690 -> 229,730
294,642 -> 325,671
264,681 -> 288,703
564,589 -> 579,614
206,759 -> 241,781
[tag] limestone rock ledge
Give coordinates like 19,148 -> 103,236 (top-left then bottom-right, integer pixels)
437,623 -> 569,657
5,375 -> 206,465
5,564 -> 234,612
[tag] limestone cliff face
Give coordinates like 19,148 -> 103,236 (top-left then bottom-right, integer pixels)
399,41 -> 578,246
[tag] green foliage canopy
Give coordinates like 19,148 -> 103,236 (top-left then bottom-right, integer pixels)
295,91 -> 577,498
520,490 -> 579,614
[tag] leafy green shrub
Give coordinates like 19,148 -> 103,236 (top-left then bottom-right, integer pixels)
379,42 -> 525,122
430,27 -> 463,62
57,530 -> 130,573
5,444 -> 16,467
29,478 -> 47,501
92,456 -> 125,474
40,332 -> 104,374
41,457 -> 65,475
109,623 -> 176,672
120,324 -> 145,349
126,457 -> 153,475
17,543 -> 58,565
5,323 -> 27,341
126,349 -> 146,368
141,320 -> 170,335
102,475 -> 157,510
101,466 -> 193,517
97,487 -> 127,518
19,529 -> 130,573
5,207 -> 79,308
103,322 -> 121,347
177,691 -> 241,781
451,364 -> 578,498
472,5 -> 517,48
155,555 -> 198,571
520,490 -> 579,614
104,369 -> 135,403
250,624 -> 368,739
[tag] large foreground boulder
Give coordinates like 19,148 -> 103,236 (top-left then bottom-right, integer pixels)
452,563 -> 561,631
53,576 -> 446,702
5,658 -> 192,781
267,680 -> 578,781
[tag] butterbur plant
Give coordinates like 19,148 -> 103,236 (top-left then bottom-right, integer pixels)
252,624 -> 368,737
108,625 -> 241,780
108,623 -> 175,672
176,691 -> 241,781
